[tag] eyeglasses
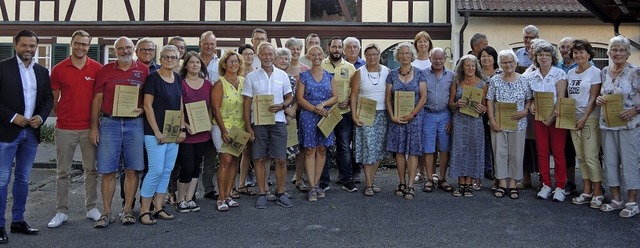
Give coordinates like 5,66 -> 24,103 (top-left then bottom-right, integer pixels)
500,61 -> 515,65
398,52 -> 413,56
139,48 -> 155,53
523,36 -> 537,40
72,42 -> 90,48
226,60 -> 240,64
116,46 -> 133,52
161,55 -> 178,61
364,53 -> 380,57
610,48 -> 627,54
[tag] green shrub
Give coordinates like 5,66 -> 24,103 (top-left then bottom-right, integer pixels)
40,124 -> 55,143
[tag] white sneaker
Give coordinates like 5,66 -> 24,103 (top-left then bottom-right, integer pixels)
537,184 -> 552,199
86,208 -> 101,221
48,213 -> 68,228
552,187 -> 565,202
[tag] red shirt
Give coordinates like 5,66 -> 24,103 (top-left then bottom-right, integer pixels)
95,61 -> 149,115
50,57 -> 102,130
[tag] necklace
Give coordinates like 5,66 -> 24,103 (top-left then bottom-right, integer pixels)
368,71 -> 381,85
398,67 -> 413,76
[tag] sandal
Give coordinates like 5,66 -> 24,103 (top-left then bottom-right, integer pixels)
509,188 -> 520,199
472,180 -> 482,191
395,184 -> 406,197
452,184 -> 465,197
238,186 -> 257,196
463,185 -> 474,197
167,193 -> 177,206
138,212 -> 156,225
600,199 -> 624,212
120,211 -> 136,225
589,195 -> 604,209
571,193 -> 592,205
152,208 -> 175,220
217,200 -> 229,211
363,186 -> 374,196
372,184 -> 381,193
296,179 -> 310,192
494,187 -> 506,198
431,174 -> 440,184
422,180 -> 434,193
619,202 -> 639,218
94,213 -> 114,228
226,197 -> 239,207
231,188 -> 240,199
438,179 -> 454,192
404,187 -> 415,200
414,173 -> 424,183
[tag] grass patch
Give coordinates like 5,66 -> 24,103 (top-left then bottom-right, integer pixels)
40,124 -> 55,143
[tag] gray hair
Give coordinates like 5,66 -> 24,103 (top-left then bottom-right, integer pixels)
393,42 -> 418,62
136,37 -> 155,50
497,49 -> 518,70
284,38 -> 303,49
275,47 -> 292,59
453,54 -> 483,84
470,33 -> 487,49
608,35 -> 631,57
430,47 -> 446,59
523,25 -> 539,37
533,41 -> 558,67
161,45 -> 180,58
343,37 -> 361,49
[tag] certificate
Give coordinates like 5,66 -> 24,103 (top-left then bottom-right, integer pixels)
112,85 -> 139,117
393,91 -> 415,118
336,80 -> 351,114
534,92 -> 555,121
356,96 -> 377,126
555,98 -> 576,130
603,94 -> 627,128
185,100 -> 211,134
220,126 -> 250,157
459,86 -> 483,117
286,118 -> 299,147
253,95 -> 275,125
163,110 -> 182,143
317,105 -> 343,138
496,102 -> 518,131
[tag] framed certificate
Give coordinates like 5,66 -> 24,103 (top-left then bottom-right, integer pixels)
555,98 -> 576,130
534,92 -> 554,121
112,85 -> 139,117
286,118 -> 299,147
459,86 -> 483,118
603,94 -> 627,128
220,126 -> 250,157
185,100 -> 211,134
336,80 -> 351,114
317,105 -> 343,138
393,91 -> 415,119
496,102 -> 517,131
163,110 -> 182,143
356,96 -> 377,126
253,94 -> 276,125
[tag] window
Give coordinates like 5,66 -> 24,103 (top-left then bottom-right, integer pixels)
36,45 -> 52,70
592,47 -> 608,69
104,45 -> 117,64
310,0 -> 358,22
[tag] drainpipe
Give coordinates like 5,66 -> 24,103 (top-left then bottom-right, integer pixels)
458,11 -> 469,60
613,20 -> 640,50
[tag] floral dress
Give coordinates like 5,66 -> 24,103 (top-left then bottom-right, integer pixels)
298,70 -> 334,147
449,81 -> 486,178
385,67 -> 425,156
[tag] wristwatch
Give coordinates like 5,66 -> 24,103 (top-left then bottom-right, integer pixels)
180,128 -> 187,132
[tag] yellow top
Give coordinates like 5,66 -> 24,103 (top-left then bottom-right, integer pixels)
213,76 -> 246,129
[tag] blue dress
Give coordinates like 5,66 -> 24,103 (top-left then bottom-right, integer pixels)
449,81 -> 486,178
299,70 -> 334,147
386,67 -> 425,156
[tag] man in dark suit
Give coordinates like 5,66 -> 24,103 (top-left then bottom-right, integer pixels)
0,29 -> 53,244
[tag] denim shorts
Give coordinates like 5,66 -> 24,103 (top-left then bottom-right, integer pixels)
252,122 -> 287,159
96,116 -> 145,174
423,110 -> 451,153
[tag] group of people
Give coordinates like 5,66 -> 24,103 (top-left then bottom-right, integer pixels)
0,24 -> 637,244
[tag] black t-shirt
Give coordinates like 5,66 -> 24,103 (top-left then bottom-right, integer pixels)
143,71 -> 183,135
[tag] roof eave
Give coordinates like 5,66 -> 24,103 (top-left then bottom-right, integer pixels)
457,10 -> 595,18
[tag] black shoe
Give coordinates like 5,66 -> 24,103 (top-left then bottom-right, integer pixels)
0,228 -> 7,244
341,182 -> 358,192
318,182 -> 330,191
564,181 -> 578,195
10,221 -> 38,235
204,191 -> 218,200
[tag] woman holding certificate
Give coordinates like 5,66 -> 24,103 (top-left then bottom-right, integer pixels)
564,40 -> 604,208
140,45 -> 184,224
486,50 -> 532,200
448,55 -> 487,197
527,42 -> 569,202
297,45 -> 338,202
350,44 -> 391,196
385,42 -> 427,200
212,51 -> 247,211
595,35 -> 640,218
175,51 -> 212,213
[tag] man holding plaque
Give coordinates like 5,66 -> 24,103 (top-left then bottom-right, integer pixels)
320,37 -> 358,192
47,30 -> 103,228
242,42 -> 294,209
0,30 -> 53,243
421,48 -> 454,193
90,36 -> 149,228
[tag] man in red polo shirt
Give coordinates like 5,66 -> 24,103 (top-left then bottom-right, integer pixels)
89,36 -> 148,228
47,30 -> 103,228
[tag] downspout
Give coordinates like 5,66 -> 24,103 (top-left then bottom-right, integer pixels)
459,11 -> 469,60
613,20 -> 640,50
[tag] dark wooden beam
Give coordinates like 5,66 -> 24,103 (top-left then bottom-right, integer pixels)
15,0 -> 20,20
97,0 -> 102,21
407,0 -> 413,23
0,21 -> 452,40
429,0 -> 434,23
34,0 -> 40,21
199,0 -> 205,21
387,0 -> 392,22
240,0 -> 246,20
124,0 -> 135,21
220,0 -> 225,21
54,0 -> 59,21
337,0 -> 352,22
275,0 -> 286,22
267,0 -> 272,21
0,0 -> 8,21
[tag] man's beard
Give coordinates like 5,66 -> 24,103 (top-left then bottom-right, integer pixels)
329,53 -> 341,62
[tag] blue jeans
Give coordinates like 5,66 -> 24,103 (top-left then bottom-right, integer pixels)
96,116 -> 145,174
141,136 -> 179,197
321,114 -> 353,184
0,129 -> 37,227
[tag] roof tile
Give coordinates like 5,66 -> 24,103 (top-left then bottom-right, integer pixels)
457,0 -> 590,14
